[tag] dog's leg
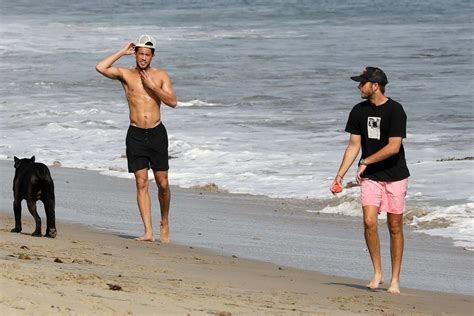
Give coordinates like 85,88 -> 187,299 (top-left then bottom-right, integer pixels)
26,200 -> 42,237
11,200 -> 22,233
43,198 -> 57,238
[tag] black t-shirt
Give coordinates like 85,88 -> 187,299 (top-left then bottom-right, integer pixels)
345,98 -> 410,181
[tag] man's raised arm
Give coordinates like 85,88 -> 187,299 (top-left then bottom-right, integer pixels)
96,42 -> 135,80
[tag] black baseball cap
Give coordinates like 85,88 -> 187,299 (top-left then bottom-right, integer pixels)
351,67 -> 388,86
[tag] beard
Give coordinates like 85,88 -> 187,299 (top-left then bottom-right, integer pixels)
360,89 -> 374,100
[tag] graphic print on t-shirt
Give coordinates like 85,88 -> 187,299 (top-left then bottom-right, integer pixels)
367,117 -> 381,140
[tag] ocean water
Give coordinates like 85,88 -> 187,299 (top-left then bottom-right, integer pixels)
0,1 -> 473,249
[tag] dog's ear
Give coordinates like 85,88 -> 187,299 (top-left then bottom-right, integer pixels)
31,156 -> 35,163
14,156 -> 20,168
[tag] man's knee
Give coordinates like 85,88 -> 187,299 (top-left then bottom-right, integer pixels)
135,175 -> 149,191
364,217 -> 377,231
363,208 -> 378,231
154,171 -> 169,191
387,214 -> 404,236
388,222 -> 403,236
157,178 -> 169,192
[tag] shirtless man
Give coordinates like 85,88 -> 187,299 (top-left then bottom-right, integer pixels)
96,34 -> 177,243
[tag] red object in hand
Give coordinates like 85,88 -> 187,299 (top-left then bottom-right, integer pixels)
331,183 -> 343,193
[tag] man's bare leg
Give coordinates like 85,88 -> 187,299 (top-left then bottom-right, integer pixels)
134,169 -> 154,241
363,205 -> 384,289
387,213 -> 404,294
154,170 -> 170,243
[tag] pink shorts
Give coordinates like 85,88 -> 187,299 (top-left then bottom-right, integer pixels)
360,178 -> 408,214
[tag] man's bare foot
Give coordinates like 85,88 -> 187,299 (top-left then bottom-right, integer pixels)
160,221 -> 169,244
135,235 -> 155,242
366,274 -> 384,289
387,281 -> 400,294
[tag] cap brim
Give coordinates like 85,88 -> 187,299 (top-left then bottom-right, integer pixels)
350,75 -> 367,82
135,45 -> 155,49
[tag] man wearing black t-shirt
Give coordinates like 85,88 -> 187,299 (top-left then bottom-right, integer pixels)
331,67 -> 409,294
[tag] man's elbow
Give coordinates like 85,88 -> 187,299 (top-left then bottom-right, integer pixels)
95,64 -> 104,74
168,98 -> 178,108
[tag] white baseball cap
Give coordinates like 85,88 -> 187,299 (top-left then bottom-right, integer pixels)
135,34 -> 156,49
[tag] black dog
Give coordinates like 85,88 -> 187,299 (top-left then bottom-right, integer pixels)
12,156 -> 57,238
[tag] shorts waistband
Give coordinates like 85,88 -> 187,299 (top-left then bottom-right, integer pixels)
129,121 -> 162,132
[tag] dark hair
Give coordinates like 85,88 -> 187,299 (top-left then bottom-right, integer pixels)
379,84 -> 385,94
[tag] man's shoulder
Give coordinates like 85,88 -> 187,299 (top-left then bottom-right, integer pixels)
386,98 -> 403,108
352,100 -> 371,110
385,98 -> 407,115
150,67 -> 170,76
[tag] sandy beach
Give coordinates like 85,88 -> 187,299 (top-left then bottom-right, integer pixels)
0,163 -> 472,315
0,214 -> 472,315
1,1 -> 473,314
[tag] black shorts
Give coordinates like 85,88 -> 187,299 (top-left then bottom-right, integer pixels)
125,123 -> 169,173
